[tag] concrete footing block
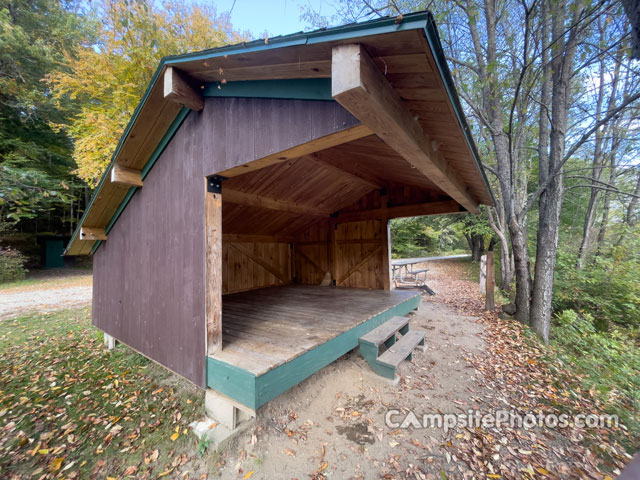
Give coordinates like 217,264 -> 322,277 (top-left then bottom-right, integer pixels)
205,389 -> 255,431
103,333 -> 116,350
195,389 -> 256,450
189,416 -> 253,451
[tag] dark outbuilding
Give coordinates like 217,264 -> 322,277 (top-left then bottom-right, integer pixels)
66,12 -> 493,430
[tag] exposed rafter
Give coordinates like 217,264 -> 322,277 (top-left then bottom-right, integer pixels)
110,165 -> 143,187
218,124 -> 372,178
164,66 -> 204,111
224,189 -> 332,217
80,227 -> 107,241
331,44 -> 479,213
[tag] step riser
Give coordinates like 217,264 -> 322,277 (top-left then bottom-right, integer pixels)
359,319 -> 426,380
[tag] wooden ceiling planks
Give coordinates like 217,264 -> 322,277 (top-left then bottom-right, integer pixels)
223,155 -> 376,224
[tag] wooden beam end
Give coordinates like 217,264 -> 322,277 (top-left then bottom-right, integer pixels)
111,164 -> 143,187
80,227 -> 107,241
164,66 -> 204,111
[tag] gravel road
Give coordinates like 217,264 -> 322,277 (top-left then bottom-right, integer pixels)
0,285 -> 92,319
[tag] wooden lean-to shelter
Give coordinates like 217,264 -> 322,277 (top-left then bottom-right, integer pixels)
66,12 -> 493,427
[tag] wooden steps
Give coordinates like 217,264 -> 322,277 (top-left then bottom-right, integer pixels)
358,316 -> 425,380
359,316 -> 409,346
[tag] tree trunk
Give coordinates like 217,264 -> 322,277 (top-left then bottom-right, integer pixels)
577,37 -> 622,267
625,170 -> 640,227
469,234 -> 485,261
486,205 -> 514,290
597,151 -> 618,251
530,2 -> 581,344
509,220 -> 531,324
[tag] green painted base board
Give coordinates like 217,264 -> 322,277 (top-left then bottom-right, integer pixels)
206,293 -> 421,410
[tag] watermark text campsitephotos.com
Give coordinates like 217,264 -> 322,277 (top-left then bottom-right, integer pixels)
385,409 -> 619,434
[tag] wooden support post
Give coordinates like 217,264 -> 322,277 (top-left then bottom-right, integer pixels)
382,218 -> 392,290
80,227 -> 107,241
331,44 -> 479,213
328,220 -> 338,285
379,189 -> 392,291
110,164 -> 143,187
205,177 -> 223,356
164,66 -> 204,111
485,250 -> 495,311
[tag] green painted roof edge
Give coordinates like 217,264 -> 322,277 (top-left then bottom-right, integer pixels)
65,11 -> 431,255
66,10 -> 493,254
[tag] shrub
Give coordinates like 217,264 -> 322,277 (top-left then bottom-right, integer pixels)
554,246 -> 640,329
0,247 -> 28,283
551,309 -> 640,446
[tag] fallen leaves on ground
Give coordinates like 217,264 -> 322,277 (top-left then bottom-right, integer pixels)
420,259 -> 634,479
0,308 -> 205,479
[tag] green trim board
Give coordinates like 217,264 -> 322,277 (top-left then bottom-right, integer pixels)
203,79 -> 332,101
90,108 -> 190,255
206,292 -> 421,410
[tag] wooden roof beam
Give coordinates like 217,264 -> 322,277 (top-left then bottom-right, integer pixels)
110,164 -> 143,187
306,152 -> 383,189
80,227 -> 107,241
334,200 -> 462,223
224,188 -> 332,218
331,44 -> 479,213
219,123 -> 372,178
164,66 -> 204,111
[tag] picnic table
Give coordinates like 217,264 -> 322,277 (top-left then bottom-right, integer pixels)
391,254 -> 470,293
391,258 -> 430,287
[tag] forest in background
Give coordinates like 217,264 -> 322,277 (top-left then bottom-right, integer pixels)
0,0 -> 244,271
1,0 -> 639,441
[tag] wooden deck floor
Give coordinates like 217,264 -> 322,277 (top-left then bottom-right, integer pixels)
211,285 -> 419,376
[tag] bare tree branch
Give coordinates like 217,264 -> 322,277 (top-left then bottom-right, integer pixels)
522,90 -> 640,214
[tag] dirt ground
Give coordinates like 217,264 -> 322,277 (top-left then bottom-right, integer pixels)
210,298 -> 487,480
2,262 -> 633,479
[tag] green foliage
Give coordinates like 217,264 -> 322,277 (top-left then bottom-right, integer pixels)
551,310 -> 640,443
0,247 -> 28,282
554,241 -> 640,329
47,0 -> 243,186
0,0 -> 89,229
390,215 -> 469,258
196,433 -> 210,458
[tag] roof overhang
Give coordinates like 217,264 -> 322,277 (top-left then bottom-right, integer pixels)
66,11 -> 493,256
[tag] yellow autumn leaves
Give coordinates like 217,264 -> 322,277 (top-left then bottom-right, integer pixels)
46,0 -> 245,187
170,425 -> 189,441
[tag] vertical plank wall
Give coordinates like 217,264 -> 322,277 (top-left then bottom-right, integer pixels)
92,98 -> 359,387
222,241 -> 292,294
294,219 -> 389,289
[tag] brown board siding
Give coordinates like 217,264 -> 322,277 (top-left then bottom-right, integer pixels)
92,97 -> 359,387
